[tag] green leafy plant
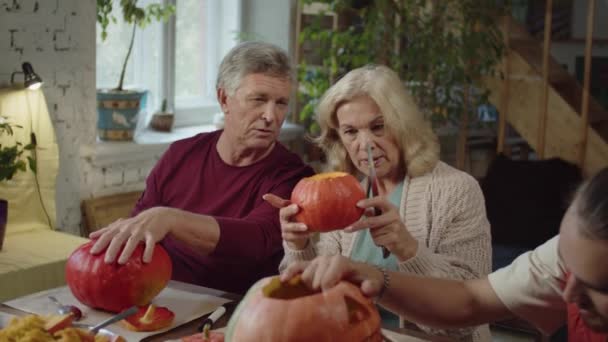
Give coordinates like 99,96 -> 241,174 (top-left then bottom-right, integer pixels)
297,0 -> 509,134
0,117 -> 36,182
97,0 -> 175,91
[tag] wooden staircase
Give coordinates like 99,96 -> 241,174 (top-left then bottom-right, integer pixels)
483,17 -> 608,176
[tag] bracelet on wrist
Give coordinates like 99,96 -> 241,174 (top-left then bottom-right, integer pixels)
374,265 -> 390,301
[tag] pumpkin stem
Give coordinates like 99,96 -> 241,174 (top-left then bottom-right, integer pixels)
141,304 -> 156,324
203,324 -> 210,339
308,172 -> 349,181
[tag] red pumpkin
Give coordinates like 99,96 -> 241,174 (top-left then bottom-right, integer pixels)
65,240 -> 172,313
290,172 -> 366,232
225,276 -> 382,341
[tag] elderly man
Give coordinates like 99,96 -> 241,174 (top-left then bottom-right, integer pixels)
90,41 -> 314,294
283,168 -> 608,341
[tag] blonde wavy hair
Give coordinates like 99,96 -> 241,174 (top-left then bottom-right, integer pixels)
315,65 -> 439,178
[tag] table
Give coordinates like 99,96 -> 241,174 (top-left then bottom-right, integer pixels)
1,280 -> 452,342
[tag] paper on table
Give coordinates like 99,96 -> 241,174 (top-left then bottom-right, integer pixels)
0,311 -> 16,328
381,328 -> 431,342
4,286 -> 231,341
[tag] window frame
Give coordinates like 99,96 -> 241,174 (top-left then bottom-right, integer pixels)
96,0 -> 242,130
164,0 -> 242,128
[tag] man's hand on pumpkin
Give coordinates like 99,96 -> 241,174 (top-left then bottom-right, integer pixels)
263,193 -> 310,250
89,207 -> 175,264
345,197 -> 418,261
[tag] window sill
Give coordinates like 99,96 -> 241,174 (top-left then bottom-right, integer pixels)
81,122 -> 306,167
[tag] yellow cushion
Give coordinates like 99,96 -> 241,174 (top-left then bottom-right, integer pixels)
0,229 -> 88,301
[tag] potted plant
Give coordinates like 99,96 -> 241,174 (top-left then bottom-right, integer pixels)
96,0 -> 175,141
0,117 -> 36,250
149,99 -> 174,132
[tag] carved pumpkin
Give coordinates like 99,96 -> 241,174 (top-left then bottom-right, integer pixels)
65,240 -> 172,313
226,276 -> 382,341
291,172 -> 366,232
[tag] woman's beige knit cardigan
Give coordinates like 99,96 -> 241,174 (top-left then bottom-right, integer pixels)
280,161 -> 493,342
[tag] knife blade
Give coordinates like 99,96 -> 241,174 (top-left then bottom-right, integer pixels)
366,142 -> 391,259
90,306 -> 138,334
366,142 -> 379,208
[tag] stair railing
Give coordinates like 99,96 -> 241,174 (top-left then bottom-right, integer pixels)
537,0 -> 554,159
497,15 -> 511,155
579,0 -> 596,172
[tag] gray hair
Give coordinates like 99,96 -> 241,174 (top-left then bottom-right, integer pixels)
216,41 -> 292,95
575,168 -> 608,239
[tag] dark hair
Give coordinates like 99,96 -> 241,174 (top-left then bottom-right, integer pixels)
576,168 -> 608,239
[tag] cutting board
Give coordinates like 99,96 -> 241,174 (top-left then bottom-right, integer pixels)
3,285 -> 231,341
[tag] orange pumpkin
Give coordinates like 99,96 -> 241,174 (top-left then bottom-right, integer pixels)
290,172 -> 366,232
225,276 -> 382,341
65,241 -> 172,313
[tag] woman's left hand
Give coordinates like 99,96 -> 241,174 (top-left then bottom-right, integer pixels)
345,196 -> 418,261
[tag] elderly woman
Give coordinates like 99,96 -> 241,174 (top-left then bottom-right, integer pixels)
264,65 -> 491,341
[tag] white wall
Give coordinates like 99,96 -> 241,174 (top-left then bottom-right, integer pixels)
241,0 -> 295,54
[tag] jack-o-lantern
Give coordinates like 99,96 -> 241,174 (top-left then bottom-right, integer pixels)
291,172 -> 366,232
226,276 -> 382,341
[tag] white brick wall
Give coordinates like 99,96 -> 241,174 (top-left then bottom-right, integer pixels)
80,143 -> 165,198
0,1 -> 159,235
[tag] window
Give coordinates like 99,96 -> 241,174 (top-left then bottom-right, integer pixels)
96,0 -> 242,129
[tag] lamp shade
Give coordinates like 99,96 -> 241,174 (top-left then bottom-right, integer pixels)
22,62 -> 43,90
